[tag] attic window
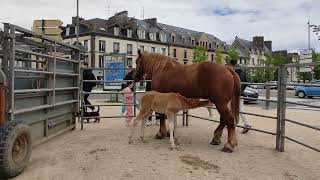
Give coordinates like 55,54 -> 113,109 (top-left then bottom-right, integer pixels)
114,27 -> 120,36
159,33 -> 166,42
137,30 -> 145,39
127,29 -> 132,38
149,33 -> 156,41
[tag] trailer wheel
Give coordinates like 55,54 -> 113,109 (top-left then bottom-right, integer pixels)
0,121 -> 32,178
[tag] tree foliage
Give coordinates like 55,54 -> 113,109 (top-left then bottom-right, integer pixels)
312,49 -> 320,80
194,45 -> 208,63
214,48 -> 222,64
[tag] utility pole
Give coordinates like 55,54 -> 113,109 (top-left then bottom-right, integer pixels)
308,19 -> 310,50
142,7 -> 145,20
76,0 -> 79,47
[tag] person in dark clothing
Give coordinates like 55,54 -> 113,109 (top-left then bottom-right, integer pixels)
82,62 -> 96,111
229,59 -> 251,134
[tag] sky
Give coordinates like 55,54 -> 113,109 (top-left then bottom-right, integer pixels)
1,0 -> 320,51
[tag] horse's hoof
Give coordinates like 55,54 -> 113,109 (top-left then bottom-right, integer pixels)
210,139 -> 221,145
154,132 -> 165,139
140,136 -> 147,143
174,138 -> 180,145
222,143 -> 234,153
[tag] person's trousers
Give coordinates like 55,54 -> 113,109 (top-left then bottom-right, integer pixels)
84,94 -> 94,111
239,99 -> 250,126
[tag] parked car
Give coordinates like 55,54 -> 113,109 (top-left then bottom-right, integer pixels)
269,81 -> 278,90
286,82 -> 295,90
243,86 -> 259,103
295,80 -> 320,98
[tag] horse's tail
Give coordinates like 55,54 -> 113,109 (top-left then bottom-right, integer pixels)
176,94 -> 211,109
226,66 -> 241,124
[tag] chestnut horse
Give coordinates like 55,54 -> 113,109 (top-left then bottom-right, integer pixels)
133,50 -> 240,152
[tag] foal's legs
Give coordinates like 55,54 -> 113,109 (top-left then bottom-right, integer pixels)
140,111 -> 153,143
213,104 -> 237,153
167,112 -> 176,149
173,114 -> 180,145
128,108 -> 151,144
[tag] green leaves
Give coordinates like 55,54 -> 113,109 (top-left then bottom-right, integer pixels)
194,45 -> 208,63
214,48 -> 222,64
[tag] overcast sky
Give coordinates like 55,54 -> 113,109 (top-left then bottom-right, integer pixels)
1,0 -> 320,51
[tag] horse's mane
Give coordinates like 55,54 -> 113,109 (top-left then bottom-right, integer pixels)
140,52 -> 177,76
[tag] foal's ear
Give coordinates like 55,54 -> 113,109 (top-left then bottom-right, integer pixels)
138,49 -> 142,57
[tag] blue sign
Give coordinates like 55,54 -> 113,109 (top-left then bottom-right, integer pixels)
104,59 -> 125,90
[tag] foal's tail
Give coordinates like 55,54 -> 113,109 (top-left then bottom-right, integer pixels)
226,66 -> 241,124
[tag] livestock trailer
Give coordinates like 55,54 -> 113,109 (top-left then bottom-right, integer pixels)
0,23 -> 81,178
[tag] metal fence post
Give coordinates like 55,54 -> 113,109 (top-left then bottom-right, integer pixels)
279,66 -> 287,152
186,110 -> 189,126
276,65 -> 287,151
80,68 -> 84,130
133,81 -> 137,117
182,111 -> 185,126
265,84 -> 270,110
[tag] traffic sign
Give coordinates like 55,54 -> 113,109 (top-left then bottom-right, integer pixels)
300,49 -> 313,72
32,27 -> 63,35
33,19 -> 63,27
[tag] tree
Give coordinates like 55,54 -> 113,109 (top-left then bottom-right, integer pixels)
228,48 -> 239,62
214,48 -> 222,64
312,49 -> 320,80
194,45 -> 208,63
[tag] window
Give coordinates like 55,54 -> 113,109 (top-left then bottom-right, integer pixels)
171,35 -> 175,43
205,42 -> 208,49
173,49 -> 177,57
84,40 -> 89,51
192,39 -> 195,46
99,55 -> 104,68
161,48 -> 166,55
114,27 -> 120,36
127,44 -> 133,55
160,33 -> 166,42
84,55 -> 89,64
137,30 -> 145,39
184,50 -> 187,59
252,58 -> 255,65
126,58 -> 133,67
99,40 -> 105,52
127,29 -> 132,38
200,41 -> 202,46
182,37 -> 186,44
149,33 -> 156,41
211,54 -> 214,61
139,46 -> 144,52
151,47 -> 156,53
66,27 -> 70,36
113,42 -> 120,53
209,43 -> 212,49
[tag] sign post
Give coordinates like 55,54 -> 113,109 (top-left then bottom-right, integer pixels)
103,54 -> 126,91
299,49 -> 313,73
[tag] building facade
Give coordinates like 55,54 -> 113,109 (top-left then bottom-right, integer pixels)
231,36 -> 272,66
62,11 -> 229,79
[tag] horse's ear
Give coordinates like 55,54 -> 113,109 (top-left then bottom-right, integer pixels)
138,49 -> 142,57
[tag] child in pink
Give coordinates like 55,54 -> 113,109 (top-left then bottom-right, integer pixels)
121,83 -> 134,125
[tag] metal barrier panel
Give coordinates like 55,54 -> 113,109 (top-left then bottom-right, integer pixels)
1,24 -> 80,144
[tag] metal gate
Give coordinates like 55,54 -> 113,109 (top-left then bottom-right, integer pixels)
0,23 -> 80,144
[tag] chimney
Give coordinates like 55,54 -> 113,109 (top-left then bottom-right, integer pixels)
264,41 -> 272,51
145,18 -> 157,27
72,16 -> 85,25
253,36 -> 264,50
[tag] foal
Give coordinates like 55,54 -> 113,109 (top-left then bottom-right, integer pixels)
128,91 -> 210,149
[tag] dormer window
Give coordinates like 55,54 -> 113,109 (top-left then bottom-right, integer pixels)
149,33 -> 156,41
137,30 -> 145,39
127,29 -> 132,38
114,27 -> 119,36
159,33 -> 166,42
182,37 -> 186,44
171,35 -> 175,43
